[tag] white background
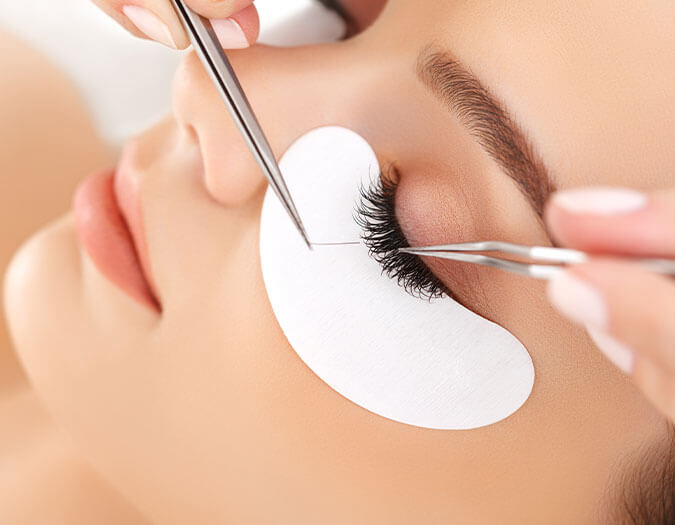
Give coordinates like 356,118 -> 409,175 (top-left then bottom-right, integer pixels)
0,0 -> 344,146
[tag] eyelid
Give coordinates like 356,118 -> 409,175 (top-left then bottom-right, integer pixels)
417,48 -> 555,218
354,166 -> 449,300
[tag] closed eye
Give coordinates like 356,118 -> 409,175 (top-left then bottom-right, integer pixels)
354,167 -> 449,300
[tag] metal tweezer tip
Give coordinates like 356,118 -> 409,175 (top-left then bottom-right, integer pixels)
299,226 -> 312,250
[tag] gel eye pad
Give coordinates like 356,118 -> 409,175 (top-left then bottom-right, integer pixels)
260,126 -> 534,430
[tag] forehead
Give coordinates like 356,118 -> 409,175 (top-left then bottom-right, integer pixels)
378,0 -> 675,189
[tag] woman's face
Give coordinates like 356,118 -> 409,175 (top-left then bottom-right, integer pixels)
5,0 -> 674,522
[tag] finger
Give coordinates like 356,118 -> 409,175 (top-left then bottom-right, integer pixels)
208,4 -> 260,50
184,0 -> 255,20
182,1 -> 259,49
93,1 -> 259,50
586,328 -> 675,421
92,0 -> 184,48
91,0 -> 151,41
545,186 -> 675,257
631,353 -> 675,423
548,261 -> 675,376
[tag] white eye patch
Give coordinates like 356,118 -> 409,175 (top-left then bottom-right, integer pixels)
260,126 -> 534,430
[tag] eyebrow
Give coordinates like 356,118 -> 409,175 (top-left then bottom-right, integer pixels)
416,47 -> 555,217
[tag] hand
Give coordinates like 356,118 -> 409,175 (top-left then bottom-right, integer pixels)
545,186 -> 675,423
91,0 -> 260,50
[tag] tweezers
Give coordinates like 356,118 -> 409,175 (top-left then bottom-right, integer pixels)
169,0 -> 311,248
400,241 -> 675,280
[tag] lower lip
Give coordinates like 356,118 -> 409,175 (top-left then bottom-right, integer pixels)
73,170 -> 160,312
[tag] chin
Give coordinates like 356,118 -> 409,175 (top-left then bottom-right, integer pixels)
4,211 -> 158,406
3,215 -> 82,385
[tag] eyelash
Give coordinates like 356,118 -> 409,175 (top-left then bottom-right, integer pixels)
355,168 -> 448,300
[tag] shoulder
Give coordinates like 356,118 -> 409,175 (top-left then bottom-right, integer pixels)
0,29 -> 110,167
0,28 -> 110,272
0,28 -> 109,407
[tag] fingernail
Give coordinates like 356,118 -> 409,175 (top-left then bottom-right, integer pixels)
547,271 -> 608,329
211,18 -> 249,49
122,6 -> 177,49
586,327 -> 635,375
553,187 -> 647,215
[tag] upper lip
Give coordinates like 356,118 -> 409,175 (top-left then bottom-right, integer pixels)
113,141 -> 160,306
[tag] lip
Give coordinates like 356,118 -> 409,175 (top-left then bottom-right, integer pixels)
73,167 -> 161,312
113,142 -> 160,303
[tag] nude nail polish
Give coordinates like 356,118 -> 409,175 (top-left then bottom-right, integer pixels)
211,18 -> 249,49
553,187 -> 647,215
122,5 -> 177,49
547,271 -> 608,330
586,327 -> 635,375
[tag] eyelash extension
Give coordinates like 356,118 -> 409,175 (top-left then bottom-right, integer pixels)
355,168 -> 448,300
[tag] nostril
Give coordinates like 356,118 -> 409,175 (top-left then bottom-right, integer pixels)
177,121 -> 199,145
170,46 -> 270,208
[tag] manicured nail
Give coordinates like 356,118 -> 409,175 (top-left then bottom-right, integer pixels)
586,327 -> 635,375
547,271 -> 608,329
122,6 -> 177,49
553,187 -> 647,215
211,18 -> 249,49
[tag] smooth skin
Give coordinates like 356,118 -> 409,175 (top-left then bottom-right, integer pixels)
547,190 -> 675,422
0,30 -> 148,523
3,0 -> 675,523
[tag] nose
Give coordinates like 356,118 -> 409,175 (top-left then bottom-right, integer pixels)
172,44 -> 351,207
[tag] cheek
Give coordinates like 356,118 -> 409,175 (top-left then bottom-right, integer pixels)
260,126 -> 534,430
